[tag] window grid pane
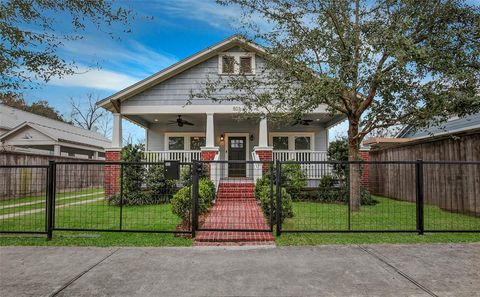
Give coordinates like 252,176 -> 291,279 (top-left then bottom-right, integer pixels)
169,137 -> 185,150
273,137 -> 289,150
240,57 -> 252,74
294,136 -> 311,150
190,136 -> 206,150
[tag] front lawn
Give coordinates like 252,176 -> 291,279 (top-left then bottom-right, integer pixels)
278,195 -> 480,245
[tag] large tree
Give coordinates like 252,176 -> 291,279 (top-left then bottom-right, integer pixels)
195,0 -> 480,211
1,0 -> 134,95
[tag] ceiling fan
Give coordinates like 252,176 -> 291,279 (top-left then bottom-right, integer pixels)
168,115 -> 194,127
291,119 -> 313,126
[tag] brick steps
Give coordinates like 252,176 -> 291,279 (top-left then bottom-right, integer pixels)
194,179 -> 275,246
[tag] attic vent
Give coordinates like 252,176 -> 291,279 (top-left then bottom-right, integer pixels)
218,53 -> 255,75
222,56 -> 235,74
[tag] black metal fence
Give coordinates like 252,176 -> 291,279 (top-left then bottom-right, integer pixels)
0,160 -> 478,240
276,160 -> 480,234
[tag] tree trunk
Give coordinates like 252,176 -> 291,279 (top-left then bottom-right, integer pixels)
348,122 -> 361,212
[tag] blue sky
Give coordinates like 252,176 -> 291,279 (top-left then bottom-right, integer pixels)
22,0 -> 351,142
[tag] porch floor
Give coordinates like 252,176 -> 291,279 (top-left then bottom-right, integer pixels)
194,180 -> 274,246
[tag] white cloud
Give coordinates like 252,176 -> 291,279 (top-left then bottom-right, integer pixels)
61,38 -> 178,76
161,0 -> 271,31
49,66 -> 140,91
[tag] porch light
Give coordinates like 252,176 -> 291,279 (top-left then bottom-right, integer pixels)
250,135 -> 254,141
220,134 -> 224,141
154,118 -> 159,122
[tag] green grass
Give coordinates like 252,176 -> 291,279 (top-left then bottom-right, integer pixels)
278,196 -> 480,245
1,188 -> 103,206
0,197 -> 192,247
0,193 -> 478,247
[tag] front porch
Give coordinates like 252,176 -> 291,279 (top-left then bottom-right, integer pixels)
108,108 -> 340,179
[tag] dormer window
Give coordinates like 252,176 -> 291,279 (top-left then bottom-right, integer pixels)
219,52 -> 255,75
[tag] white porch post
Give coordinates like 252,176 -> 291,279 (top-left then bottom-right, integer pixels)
205,112 -> 215,148
111,113 -> 123,149
254,116 -> 273,163
53,144 -> 61,156
258,117 -> 269,148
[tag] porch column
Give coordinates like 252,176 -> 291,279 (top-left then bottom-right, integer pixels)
111,113 -> 123,149
105,112 -> 123,200
254,116 -> 273,171
53,144 -> 61,156
201,112 -> 219,160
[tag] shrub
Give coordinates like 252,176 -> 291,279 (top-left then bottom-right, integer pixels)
171,187 -> 191,222
146,164 -> 175,201
170,178 -> 216,223
255,177 -> 294,224
327,138 -> 348,177
179,164 -> 210,187
282,163 -> 307,200
108,191 -> 153,206
198,178 -> 215,213
314,175 -> 377,205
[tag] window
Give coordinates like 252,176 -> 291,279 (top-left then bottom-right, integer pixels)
272,136 -> 289,150
230,139 -> 244,148
190,136 -> 206,150
240,57 -> 252,74
295,136 -> 311,150
168,137 -> 184,150
222,56 -> 235,74
270,133 -> 314,151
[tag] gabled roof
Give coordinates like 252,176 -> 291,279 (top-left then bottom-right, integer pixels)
97,35 -> 267,112
0,104 -> 111,149
396,112 -> 480,138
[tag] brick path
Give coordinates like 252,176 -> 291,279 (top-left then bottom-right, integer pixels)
194,179 -> 274,246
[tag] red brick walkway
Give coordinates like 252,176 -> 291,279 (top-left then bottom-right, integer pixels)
194,179 -> 275,246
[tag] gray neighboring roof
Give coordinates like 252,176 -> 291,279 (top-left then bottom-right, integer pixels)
0,104 -> 111,149
397,113 -> 480,139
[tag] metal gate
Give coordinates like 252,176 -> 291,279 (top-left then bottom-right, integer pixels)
191,160 -> 274,234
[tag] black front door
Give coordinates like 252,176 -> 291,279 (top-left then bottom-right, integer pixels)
228,137 -> 246,177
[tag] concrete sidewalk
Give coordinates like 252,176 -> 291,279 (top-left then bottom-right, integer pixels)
1,244 -> 479,297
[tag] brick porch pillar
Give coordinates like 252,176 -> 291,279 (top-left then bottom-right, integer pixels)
254,116 -> 273,172
104,113 -> 122,199
359,149 -> 370,188
104,149 -> 121,199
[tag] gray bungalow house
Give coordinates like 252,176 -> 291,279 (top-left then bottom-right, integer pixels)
97,36 -> 344,178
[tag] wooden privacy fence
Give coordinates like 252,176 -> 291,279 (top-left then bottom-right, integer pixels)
368,132 -> 480,216
0,151 -> 103,200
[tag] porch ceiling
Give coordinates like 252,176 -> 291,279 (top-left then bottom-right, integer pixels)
126,112 -> 345,129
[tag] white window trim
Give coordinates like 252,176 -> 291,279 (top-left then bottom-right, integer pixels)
218,52 -> 256,75
164,132 -> 206,151
269,132 -> 315,151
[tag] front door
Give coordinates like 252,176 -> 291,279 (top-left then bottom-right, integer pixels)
228,137 -> 246,177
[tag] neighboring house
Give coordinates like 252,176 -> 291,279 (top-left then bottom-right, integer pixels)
97,35 -> 344,178
364,112 -> 480,150
0,104 -> 110,159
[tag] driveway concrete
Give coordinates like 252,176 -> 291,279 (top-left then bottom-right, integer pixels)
1,244 -> 479,297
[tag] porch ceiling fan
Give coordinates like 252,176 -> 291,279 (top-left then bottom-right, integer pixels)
168,115 -> 194,127
291,119 -> 313,126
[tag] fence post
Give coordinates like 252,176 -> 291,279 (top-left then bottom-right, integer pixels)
275,160 -> 282,236
46,161 -> 55,240
191,162 -> 200,238
269,161 -> 274,232
415,159 -> 424,235
119,163 -> 124,231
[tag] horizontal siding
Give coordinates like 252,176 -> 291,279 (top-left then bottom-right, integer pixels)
124,55 -> 268,107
